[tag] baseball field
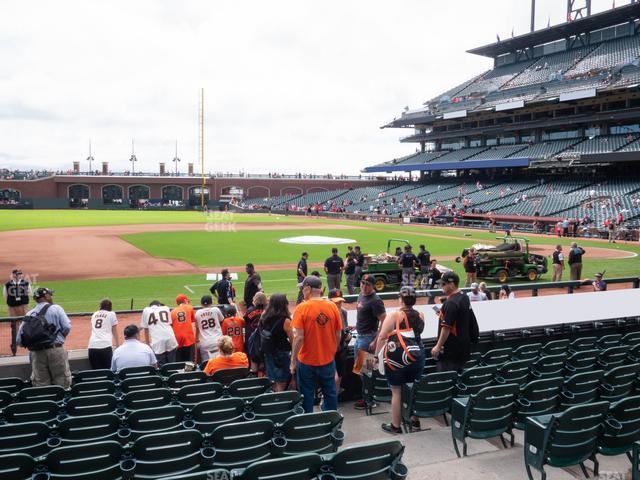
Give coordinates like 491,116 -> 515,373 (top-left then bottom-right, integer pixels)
0,209 -> 638,318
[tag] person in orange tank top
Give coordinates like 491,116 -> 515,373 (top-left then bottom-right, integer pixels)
204,335 -> 248,375
221,305 -> 246,353
171,294 -> 196,362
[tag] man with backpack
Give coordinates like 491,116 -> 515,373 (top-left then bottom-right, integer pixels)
16,287 -> 72,388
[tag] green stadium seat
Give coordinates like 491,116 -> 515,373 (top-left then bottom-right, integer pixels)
160,362 -> 188,377
597,345 -> 630,370
3,400 -> 59,424
153,469 -> 231,480
598,395 -> 640,463
43,440 -> 127,480
460,359 -> 478,370
323,440 -> 408,480
596,334 -> 622,350
524,401 -> 610,480
232,453 -> 322,480
540,339 -> 569,356
227,377 -> 272,401
73,369 -> 115,383
117,365 -> 158,380
122,388 -> 172,410
568,336 -> 597,354
495,359 -> 534,387
0,390 -> 13,410
511,343 -> 542,361
65,393 -> 118,416
480,347 -> 512,366
70,380 -> 116,397
189,397 -> 247,434
0,453 -> 36,480
401,371 -> 457,430
166,371 -> 207,390
451,383 -> 520,457
456,365 -> 497,396
176,382 -> 224,408
118,375 -> 163,394
17,385 -> 66,403
628,344 -> 640,363
210,419 -> 276,470
564,349 -> 599,375
277,411 -> 344,455
361,370 -> 392,414
559,370 -> 604,409
131,429 -> 214,479
622,331 -> 640,346
124,405 -> 185,441
56,413 -> 122,446
530,353 -> 566,380
0,421 -> 50,457
209,367 -> 249,386
0,378 -> 28,395
600,363 -> 640,402
514,377 -> 564,430
248,391 -> 304,425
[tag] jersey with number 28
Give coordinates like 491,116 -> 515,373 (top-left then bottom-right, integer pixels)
195,307 -> 223,350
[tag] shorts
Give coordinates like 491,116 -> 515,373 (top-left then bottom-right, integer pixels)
384,350 -> 425,387
264,350 -> 292,383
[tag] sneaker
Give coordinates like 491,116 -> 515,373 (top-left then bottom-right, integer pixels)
381,423 -> 402,435
354,400 -> 377,410
411,419 -> 421,430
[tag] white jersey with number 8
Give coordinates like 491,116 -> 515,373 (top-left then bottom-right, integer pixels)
88,310 -> 118,349
141,305 -> 178,355
195,306 -> 224,352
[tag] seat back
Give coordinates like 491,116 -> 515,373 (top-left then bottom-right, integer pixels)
122,388 -> 172,410
372,370 -> 392,403
599,394 -> 640,455
177,382 -> 224,407
57,413 -> 121,445
495,359 -> 534,387
568,336 -> 597,353
530,353 -> 566,379
160,362 -> 188,377
73,369 -> 115,383
560,370 -> 604,409
511,343 -> 541,361
167,371 -> 207,389
234,453 -> 322,480
17,385 -> 66,403
545,401 -> 610,466
279,411 -> 344,455
409,371 -> 457,418
515,377 -> 564,428
481,347 -> 512,366
45,440 -> 124,480
3,400 -> 59,424
540,339 -> 569,356
117,365 -> 158,380
125,405 -> 184,439
132,429 -> 205,479
327,440 -> 405,480
597,345 -> 630,370
190,397 -> 246,433
600,363 -> 640,402
0,378 -> 27,395
210,420 -> 275,469
0,390 -> 13,410
119,375 -> 163,394
457,365 -> 497,396
70,380 -> 116,397
564,349 -> 599,375
65,394 -> 118,416
209,367 -> 249,386
0,453 -> 36,480
622,331 -> 640,346
0,421 -> 50,457
249,391 -> 304,424
466,383 -> 519,437
596,334 -> 622,350
228,377 -> 272,401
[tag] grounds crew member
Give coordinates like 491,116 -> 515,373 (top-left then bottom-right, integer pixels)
17,287 -> 72,388
244,263 -> 263,308
324,247 -> 344,291
417,245 -> 431,279
296,252 -> 309,304
353,246 -> 365,284
552,245 -> 564,282
568,242 -> 586,281
4,268 -> 32,355
210,269 -> 234,305
463,247 -> 478,288
345,249 -> 357,295
398,244 -> 418,286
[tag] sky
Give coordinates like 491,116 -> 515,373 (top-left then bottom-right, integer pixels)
0,0 -> 632,175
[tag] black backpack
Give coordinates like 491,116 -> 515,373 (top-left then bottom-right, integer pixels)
259,318 -> 283,355
20,304 -> 57,350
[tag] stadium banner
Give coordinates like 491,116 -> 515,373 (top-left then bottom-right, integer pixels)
559,88 -> 596,102
495,100 -> 524,111
443,109 -> 467,120
403,217 -> 411,224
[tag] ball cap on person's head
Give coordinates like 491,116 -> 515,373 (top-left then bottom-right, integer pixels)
201,295 -> 213,305
328,289 -> 345,303
360,274 -> 376,286
34,287 -> 54,299
302,275 -> 323,289
595,272 -> 603,277
470,282 -> 479,289
400,286 -> 416,298
124,324 -> 139,338
176,294 -> 189,305
12,268 -> 22,275
437,271 -> 459,287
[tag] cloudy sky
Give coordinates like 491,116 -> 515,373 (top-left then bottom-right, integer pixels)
0,0 -> 630,175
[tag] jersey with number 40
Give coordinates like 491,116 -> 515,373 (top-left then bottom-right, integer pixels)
141,305 -> 178,355
195,307 -> 224,351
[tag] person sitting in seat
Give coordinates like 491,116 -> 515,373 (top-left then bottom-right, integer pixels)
203,335 -> 249,376
111,324 -> 157,372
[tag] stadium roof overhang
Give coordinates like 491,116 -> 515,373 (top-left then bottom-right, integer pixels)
363,158 -> 530,173
468,3 -> 640,58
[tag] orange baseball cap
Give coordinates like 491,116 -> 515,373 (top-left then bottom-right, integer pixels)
176,294 -> 190,305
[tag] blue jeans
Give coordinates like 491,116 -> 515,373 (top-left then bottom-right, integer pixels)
296,360 -> 337,413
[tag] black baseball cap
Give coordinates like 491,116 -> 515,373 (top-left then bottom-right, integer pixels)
437,271 -> 459,287
360,274 -> 375,286
201,295 -> 213,305
302,275 -> 323,289
34,287 -> 54,299
328,289 -> 345,303
12,268 -> 22,275
400,286 -> 416,298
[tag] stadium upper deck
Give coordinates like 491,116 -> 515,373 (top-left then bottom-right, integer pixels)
368,3 -> 640,174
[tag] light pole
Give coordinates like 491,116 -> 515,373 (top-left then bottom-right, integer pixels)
129,139 -> 138,175
86,140 -> 94,175
172,140 -> 181,176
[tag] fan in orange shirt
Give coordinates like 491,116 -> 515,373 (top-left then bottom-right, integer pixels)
204,335 -> 249,375
171,294 -> 196,362
220,305 -> 246,353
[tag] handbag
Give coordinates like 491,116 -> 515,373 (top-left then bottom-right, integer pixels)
383,311 -> 421,371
